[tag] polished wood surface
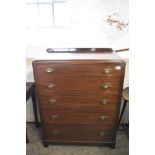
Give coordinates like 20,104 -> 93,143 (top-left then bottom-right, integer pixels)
38,94 -> 119,110
32,48 -> 125,148
46,48 -> 113,53
34,63 -> 122,78
43,124 -> 115,142
37,78 -> 121,95
41,109 -> 117,125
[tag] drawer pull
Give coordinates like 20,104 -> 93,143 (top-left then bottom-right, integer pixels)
44,68 -> 55,73
51,130 -> 60,136
99,116 -> 107,120
99,131 -> 105,137
103,68 -> 112,74
102,83 -> 111,89
48,99 -> 57,104
50,115 -> 59,120
48,84 -> 56,89
101,99 -> 110,105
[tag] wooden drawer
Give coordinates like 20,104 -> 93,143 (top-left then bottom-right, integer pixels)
39,94 -> 119,110
37,78 -> 121,95
32,50 -> 126,147
34,63 -> 122,79
43,124 -> 115,142
41,109 -> 117,125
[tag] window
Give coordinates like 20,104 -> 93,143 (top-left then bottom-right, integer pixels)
26,0 -> 129,57
26,0 -> 69,28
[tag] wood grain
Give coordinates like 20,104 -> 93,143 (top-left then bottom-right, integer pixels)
43,124 -> 115,142
35,63 -> 122,79
37,78 -> 121,95
38,94 -> 119,110
41,109 -> 117,125
32,50 -> 126,148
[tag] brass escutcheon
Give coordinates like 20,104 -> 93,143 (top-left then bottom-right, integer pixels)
44,68 -> 55,73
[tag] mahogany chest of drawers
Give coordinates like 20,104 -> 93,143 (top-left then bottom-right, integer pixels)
32,48 -> 125,148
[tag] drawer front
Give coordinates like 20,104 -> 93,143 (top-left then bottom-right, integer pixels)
41,109 -> 117,125
39,94 -> 118,110
37,78 -> 120,95
43,124 -> 115,141
35,63 -> 122,79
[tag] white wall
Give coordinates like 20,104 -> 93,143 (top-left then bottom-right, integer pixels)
26,0 -> 128,58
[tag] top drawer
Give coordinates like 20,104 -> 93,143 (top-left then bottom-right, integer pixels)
33,63 -> 122,78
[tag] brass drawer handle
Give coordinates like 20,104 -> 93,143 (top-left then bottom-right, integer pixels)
48,84 -> 56,89
99,115 -> 107,120
102,83 -> 111,89
51,130 -> 60,136
101,99 -> 110,105
48,99 -> 57,104
44,68 -> 55,73
50,115 -> 59,120
103,68 -> 112,74
99,131 -> 105,137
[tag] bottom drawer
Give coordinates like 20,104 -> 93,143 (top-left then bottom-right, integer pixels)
43,125 -> 116,142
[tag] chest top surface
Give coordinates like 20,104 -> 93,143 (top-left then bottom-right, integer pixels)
33,48 -> 122,62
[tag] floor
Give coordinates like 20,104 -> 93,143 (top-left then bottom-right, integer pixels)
26,123 -> 129,155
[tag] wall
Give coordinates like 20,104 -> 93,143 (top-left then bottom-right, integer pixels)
26,0 -> 128,58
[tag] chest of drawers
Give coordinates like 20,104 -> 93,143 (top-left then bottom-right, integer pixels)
32,48 -> 125,148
